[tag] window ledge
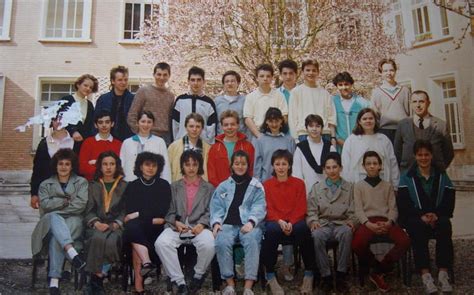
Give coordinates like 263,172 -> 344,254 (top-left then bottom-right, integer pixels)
118,39 -> 144,45
411,36 -> 453,49
38,38 -> 92,44
0,37 -> 11,42
453,144 -> 465,151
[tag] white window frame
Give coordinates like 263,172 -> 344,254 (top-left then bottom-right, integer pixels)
0,0 -> 12,41
0,73 -> 5,137
39,0 -> 92,43
411,2 -> 432,42
119,0 -> 154,44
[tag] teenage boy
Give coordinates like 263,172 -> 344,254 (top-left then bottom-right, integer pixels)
79,111 -> 122,181
394,90 -> 454,172
243,64 -> 288,140
277,59 -> 298,104
288,59 -> 336,145
171,66 -> 218,145
95,66 -> 135,141
127,62 -> 175,144
332,72 -> 370,152
370,58 -> 410,144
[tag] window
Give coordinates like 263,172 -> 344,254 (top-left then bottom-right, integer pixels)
270,0 -> 305,47
41,82 -> 75,105
411,4 -> 432,42
439,0 -> 450,36
440,79 -> 464,147
337,16 -> 360,49
122,1 -> 152,41
390,0 -> 404,43
41,0 -> 92,41
0,0 -> 12,40
128,83 -> 140,94
0,74 -> 5,136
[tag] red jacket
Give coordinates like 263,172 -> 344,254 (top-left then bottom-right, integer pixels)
207,132 -> 255,187
263,176 -> 307,224
79,135 -> 122,181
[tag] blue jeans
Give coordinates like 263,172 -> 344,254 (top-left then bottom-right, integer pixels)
215,224 -> 263,281
45,213 -> 74,278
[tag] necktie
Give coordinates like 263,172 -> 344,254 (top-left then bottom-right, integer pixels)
419,118 -> 424,130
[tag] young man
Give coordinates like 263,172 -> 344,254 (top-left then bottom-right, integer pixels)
288,59 -> 336,145
79,111 -> 122,181
332,72 -> 370,153
243,64 -> 288,141
370,58 -> 410,144
277,59 -> 298,105
394,90 -> 454,172
172,66 -> 218,144
94,66 -> 135,141
127,62 -> 175,144
155,150 -> 215,295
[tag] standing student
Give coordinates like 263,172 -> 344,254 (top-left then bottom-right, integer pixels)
370,58 -> 410,144
94,65 -> 135,141
277,59 -> 298,105
172,66 -> 218,144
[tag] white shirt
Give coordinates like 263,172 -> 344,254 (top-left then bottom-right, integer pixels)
340,97 -> 354,113
46,133 -> 74,157
413,114 -> 431,129
95,133 -> 113,142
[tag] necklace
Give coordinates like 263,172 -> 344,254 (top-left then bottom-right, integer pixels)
140,177 -> 156,186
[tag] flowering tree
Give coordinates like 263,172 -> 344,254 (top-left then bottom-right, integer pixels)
140,0 -> 403,92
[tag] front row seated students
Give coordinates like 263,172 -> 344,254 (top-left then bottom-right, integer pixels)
262,150 -> 315,295
352,151 -> 410,293
123,152 -> 171,294
306,152 -> 357,293
398,140 -> 455,294
211,150 -> 266,295
84,151 -> 127,294
155,151 -> 215,295
31,149 -> 88,295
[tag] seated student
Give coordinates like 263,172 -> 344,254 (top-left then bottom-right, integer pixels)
155,150 -> 215,294
168,113 -> 210,182
31,148 -> 88,295
211,150 -> 266,295
254,107 -> 295,182
307,152 -> 357,293
79,110 -> 122,181
84,151 -> 127,294
120,110 -> 171,182
262,150 -> 315,295
123,152 -> 171,294
293,114 -> 335,195
208,110 -> 254,187
352,151 -> 410,293
398,140 -> 455,294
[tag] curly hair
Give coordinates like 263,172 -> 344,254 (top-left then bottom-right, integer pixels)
51,148 -> 78,175
180,150 -> 204,176
94,151 -> 124,181
133,152 -> 165,178
74,74 -> 99,93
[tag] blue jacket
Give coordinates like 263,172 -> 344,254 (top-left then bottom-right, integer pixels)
210,176 -> 266,228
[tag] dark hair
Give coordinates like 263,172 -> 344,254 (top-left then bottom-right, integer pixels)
137,110 -> 155,123
378,58 -> 397,73
188,66 -> 205,80
332,71 -> 354,85
255,63 -> 274,76
278,59 -> 298,73
133,152 -> 165,178
305,114 -> 324,129
180,150 -> 204,176
301,59 -> 320,71
271,149 -> 293,176
184,113 -> 205,128
411,90 -> 430,102
154,62 -> 171,75
413,139 -> 433,155
353,108 -> 380,135
94,110 -> 113,123
362,151 -> 382,165
222,70 -> 241,84
260,107 -> 288,133
74,74 -> 99,93
94,151 -> 124,181
51,148 -> 78,175
230,150 -> 250,172
219,109 -> 240,124
110,65 -> 129,83
323,152 -> 342,167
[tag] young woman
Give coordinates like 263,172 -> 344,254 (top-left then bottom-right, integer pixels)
253,107 -> 296,182
211,150 -> 266,295
84,151 -> 127,294
120,110 -> 171,182
123,152 -> 172,294
262,149 -> 315,295
31,148 -> 88,295
341,108 -> 399,189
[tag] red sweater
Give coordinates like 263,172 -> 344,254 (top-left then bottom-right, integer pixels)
263,176 -> 307,224
207,132 -> 255,187
79,135 -> 122,180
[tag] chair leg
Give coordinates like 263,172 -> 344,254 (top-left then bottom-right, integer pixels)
211,256 -> 222,291
31,259 -> 39,289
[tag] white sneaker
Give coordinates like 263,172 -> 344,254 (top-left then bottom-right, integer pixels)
222,285 -> 236,295
242,288 -> 254,295
144,276 -> 153,285
422,273 -> 438,294
279,264 -> 294,281
438,271 -> 453,293
267,277 -> 285,295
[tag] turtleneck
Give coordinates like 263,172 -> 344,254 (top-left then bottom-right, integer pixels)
364,175 -> 382,187
224,173 -> 252,225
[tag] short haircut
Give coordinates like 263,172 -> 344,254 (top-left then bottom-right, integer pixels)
323,152 -> 342,167
133,152 -> 165,178
362,150 -> 382,165
255,63 -> 274,76
378,58 -> 397,73
332,71 -> 354,85
260,107 -> 289,134
413,139 -> 433,155
154,62 -> 171,75
94,110 -> 113,123
411,90 -> 430,102
51,148 -> 78,175
219,109 -> 240,124
74,74 -> 99,93
137,110 -> 155,123
301,59 -> 320,71
184,113 -> 205,128
278,59 -> 298,73
353,108 -> 380,135
222,70 -> 241,84
305,114 -> 324,129
188,66 -> 205,80
230,150 -> 250,169
110,65 -> 128,82
271,149 -> 293,176
180,150 -> 204,176
94,151 -> 124,181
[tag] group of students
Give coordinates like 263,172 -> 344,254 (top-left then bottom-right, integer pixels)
29,57 -> 456,295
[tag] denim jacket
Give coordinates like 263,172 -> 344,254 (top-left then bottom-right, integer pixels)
210,176 -> 266,228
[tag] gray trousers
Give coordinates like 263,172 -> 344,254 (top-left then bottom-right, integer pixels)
311,223 -> 352,277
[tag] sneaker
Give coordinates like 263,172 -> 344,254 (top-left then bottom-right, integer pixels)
336,272 -> 349,293
422,273 -> 438,294
144,276 -> 153,285
243,288 -> 254,295
300,275 -> 313,294
280,264 -> 294,281
140,262 -> 155,278
438,271 -> 453,293
320,276 -> 333,293
177,283 -> 189,295
49,287 -> 61,295
369,273 -> 390,293
267,277 -> 285,294
222,285 -> 236,295
189,277 -> 205,294
71,255 -> 86,271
